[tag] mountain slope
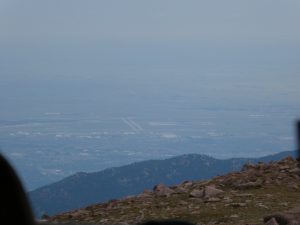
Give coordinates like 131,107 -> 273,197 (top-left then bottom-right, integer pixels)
30,151 -> 297,217
47,155 -> 300,225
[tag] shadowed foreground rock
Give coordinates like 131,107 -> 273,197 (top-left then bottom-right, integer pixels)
264,206 -> 300,225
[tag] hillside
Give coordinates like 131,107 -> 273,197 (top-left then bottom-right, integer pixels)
30,151 -> 297,216
46,155 -> 300,225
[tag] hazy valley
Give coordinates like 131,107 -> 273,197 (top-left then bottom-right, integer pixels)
0,107 -> 296,191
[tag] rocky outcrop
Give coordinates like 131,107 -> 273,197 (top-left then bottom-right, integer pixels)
214,156 -> 300,190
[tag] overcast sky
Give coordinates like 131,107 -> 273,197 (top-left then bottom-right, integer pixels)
0,0 -> 299,101
1,0 -> 300,45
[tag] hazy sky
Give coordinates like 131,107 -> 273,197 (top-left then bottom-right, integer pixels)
0,0 -> 299,79
1,0 -> 300,45
0,0 -> 299,117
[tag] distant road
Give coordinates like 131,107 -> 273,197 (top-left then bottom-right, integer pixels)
121,118 -> 144,133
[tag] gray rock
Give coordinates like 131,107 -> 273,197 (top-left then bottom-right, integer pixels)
235,193 -> 254,197
174,186 -> 188,194
227,203 -> 247,208
189,189 -> 204,198
230,214 -> 239,218
203,186 -> 224,198
242,163 -> 256,171
287,183 -> 299,190
117,222 -> 129,225
204,197 -> 221,203
223,197 -> 233,203
178,200 -> 188,205
234,181 -> 262,190
289,168 -> 300,173
257,203 -> 269,209
153,183 -> 175,197
182,180 -> 194,188
280,165 -> 290,170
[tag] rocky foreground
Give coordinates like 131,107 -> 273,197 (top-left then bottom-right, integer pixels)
45,157 -> 300,225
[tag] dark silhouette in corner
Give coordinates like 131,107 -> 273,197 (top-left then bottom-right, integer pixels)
0,154 -> 35,225
0,120 -> 299,225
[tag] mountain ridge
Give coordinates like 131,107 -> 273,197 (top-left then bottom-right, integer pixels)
30,150 -> 297,217
46,153 -> 300,225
